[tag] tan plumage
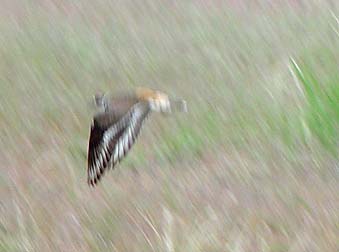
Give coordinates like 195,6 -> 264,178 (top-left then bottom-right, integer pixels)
87,88 -> 187,186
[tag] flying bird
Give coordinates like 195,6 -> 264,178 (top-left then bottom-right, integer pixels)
87,87 -> 187,186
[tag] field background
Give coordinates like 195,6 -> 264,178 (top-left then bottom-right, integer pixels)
0,0 -> 338,251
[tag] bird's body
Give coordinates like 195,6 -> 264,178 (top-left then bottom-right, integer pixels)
87,88 -> 186,186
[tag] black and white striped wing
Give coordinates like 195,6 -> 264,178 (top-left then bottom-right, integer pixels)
87,102 -> 150,186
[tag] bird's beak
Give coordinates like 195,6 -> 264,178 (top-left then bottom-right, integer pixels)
169,99 -> 188,113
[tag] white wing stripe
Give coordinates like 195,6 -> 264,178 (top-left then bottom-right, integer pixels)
118,140 -> 124,159
95,150 -> 101,174
113,144 -> 119,164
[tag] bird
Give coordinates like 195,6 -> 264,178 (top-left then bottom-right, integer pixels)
87,87 -> 187,186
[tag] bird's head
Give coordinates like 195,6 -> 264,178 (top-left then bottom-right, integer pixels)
136,87 -> 187,113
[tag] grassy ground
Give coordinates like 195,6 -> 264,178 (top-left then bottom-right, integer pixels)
0,0 -> 338,251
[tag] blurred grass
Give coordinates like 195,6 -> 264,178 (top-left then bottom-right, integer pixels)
291,56 -> 339,154
0,1 -> 338,251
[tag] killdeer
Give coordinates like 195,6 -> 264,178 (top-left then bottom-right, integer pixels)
87,87 -> 187,186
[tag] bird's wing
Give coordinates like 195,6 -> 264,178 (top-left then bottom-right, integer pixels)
87,101 -> 150,186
